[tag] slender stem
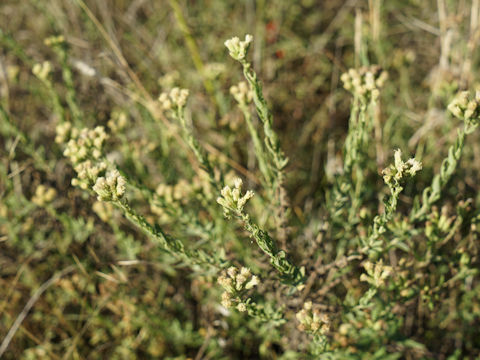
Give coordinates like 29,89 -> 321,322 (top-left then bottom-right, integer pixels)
360,182 -> 402,255
410,123 -> 477,222
240,213 -> 304,286
238,103 -> 272,186
176,107 -> 223,192
116,199 -> 221,270
53,44 -> 83,126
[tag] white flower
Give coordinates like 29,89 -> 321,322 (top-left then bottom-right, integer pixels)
44,35 -> 65,46
405,158 -> 422,176
224,35 -> 253,61
230,81 -> 253,105
448,90 -> 480,123
340,65 -> 388,101
383,149 -> 422,185
55,122 -> 72,144
218,266 -> 260,293
245,275 -> 259,290
62,126 -> 109,165
93,169 -> 127,202
170,87 -> 189,108
158,87 -> 189,110
221,292 -> 233,308
236,303 -> 247,312
32,185 -> 57,206
216,177 -> 254,217
72,60 -> 97,77
296,301 -> 330,334
227,266 -> 238,278
32,61 -> 52,81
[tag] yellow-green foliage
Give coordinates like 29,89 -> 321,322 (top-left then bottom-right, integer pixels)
2,1 -> 480,359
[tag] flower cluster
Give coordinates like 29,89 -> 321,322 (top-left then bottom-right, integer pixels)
340,65 -> 388,102
158,87 -> 190,111
62,125 -> 108,164
92,170 -> 127,202
224,34 -> 253,61
31,185 -> 57,206
56,123 -> 127,199
55,122 -> 73,144
32,61 -> 52,82
158,70 -> 180,89
107,110 -> 128,134
71,160 -> 107,190
155,179 -> 192,204
382,149 -> 422,186
360,259 -> 393,288
296,301 -> 331,335
150,180 -> 196,222
203,62 -> 226,79
218,266 -> 260,311
447,90 -> 480,124
55,122 -> 108,190
216,178 -> 254,218
57,124 -> 110,189
230,81 -> 253,106
151,174 -> 213,222
44,35 -> 65,47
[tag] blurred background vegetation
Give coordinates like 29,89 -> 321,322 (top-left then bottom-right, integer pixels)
1,0 -> 480,359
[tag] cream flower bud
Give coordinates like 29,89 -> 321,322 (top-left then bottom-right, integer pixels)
341,65 -> 387,102
383,149 -> 422,185
230,81 -> 253,105
93,177 -> 109,200
235,274 -> 248,289
234,177 -> 243,189
225,35 -> 253,61
32,185 -> 57,206
217,177 -> 254,216
55,122 -> 72,144
158,93 -> 172,110
448,90 -> 480,124
32,61 -> 52,81
92,169 -> 127,202
227,266 -> 238,278
159,88 -> 189,111
236,303 -> 247,312
218,275 -> 234,293
221,292 -> 233,308
245,275 -> 259,290
405,158 -> 422,176
296,301 -> 330,334
44,35 -> 65,46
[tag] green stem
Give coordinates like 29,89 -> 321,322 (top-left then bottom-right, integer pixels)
54,44 -> 83,126
238,103 -> 272,186
240,61 -> 288,175
331,97 -> 372,226
237,60 -> 291,242
240,213 -> 304,286
360,182 -> 402,256
42,78 -> 66,123
116,199 -> 221,270
175,108 -> 223,192
410,123 -> 477,222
